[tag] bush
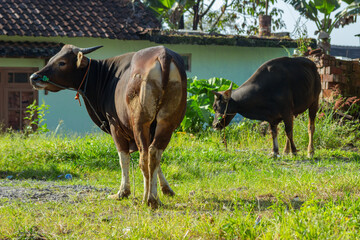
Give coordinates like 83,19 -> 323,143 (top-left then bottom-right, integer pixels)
23,100 -> 50,135
180,77 -> 238,132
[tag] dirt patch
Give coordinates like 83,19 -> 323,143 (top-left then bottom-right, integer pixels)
0,180 -> 112,204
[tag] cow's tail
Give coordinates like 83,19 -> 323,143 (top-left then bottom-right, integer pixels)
155,48 -> 187,122
158,50 -> 171,91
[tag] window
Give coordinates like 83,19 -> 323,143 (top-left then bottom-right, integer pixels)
180,54 -> 191,72
0,67 -> 38,131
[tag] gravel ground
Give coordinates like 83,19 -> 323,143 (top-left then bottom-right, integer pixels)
0,180 -> 112,204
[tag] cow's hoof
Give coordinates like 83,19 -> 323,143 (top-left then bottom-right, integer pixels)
161,185 -> 175,197
108,190 -> 130,200
283,149 -> 291,155
270,152 -> 280,158
147,197 -> 162,209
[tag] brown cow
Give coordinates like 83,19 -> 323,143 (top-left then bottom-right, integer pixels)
212,57 -> 321,157
30,45 -> 187,208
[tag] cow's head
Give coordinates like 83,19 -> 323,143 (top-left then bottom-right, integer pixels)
212,83 -> 236,130
30,45 -> 102,92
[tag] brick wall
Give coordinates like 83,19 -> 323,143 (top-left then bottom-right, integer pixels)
308,53 -> 360,99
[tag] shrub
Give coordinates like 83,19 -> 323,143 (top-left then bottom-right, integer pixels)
24,100 -> 50,134
180,77 -> 238,132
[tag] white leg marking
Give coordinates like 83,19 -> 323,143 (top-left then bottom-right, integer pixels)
272,137 -> 280,157
150,166 -> 160,199
119,152 -> 130,194
274,136 -> 279,151
142,171 -> 149,201
150,149 -> 163,201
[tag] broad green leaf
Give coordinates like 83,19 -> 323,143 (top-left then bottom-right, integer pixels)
314,0 -> 340,14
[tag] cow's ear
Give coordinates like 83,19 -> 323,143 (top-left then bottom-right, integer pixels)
223,89 -> 231,101
223,82 -> 233,101
76,51 -> 88,68
212,90 -> 222,99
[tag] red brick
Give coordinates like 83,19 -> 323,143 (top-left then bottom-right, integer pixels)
322,74 -> 335,82
325,66 -> 343,75
354,80 -> 360,87
353,62 -> 360,72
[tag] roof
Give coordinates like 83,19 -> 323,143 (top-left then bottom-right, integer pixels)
0,0 -> 302,57
147,31 -> 301,48
331,45 -> 360,59
0,41 -> 63,58
0,0 -> 161,40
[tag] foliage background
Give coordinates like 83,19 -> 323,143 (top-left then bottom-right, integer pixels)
180,77 -> 238,132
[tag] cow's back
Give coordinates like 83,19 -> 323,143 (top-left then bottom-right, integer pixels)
125,46 -> 187,128
245,57 -> 320,115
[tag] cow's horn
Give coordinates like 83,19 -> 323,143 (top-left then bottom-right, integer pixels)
228,82 -> 233,90
79,46 -> 103,54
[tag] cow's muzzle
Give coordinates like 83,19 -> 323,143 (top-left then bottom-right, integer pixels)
30,73 -> 47,89
30,73 -> 42,82
212,121 -> 224,130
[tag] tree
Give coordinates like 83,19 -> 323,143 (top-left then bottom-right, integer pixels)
144,0 -> 286,34
229,0 -> 286,35
186,0 -> 285,35
284,0 -> 360,52
143,0 -> 194,29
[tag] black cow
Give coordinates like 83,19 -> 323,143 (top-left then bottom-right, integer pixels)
212,57 -> 321,157
30,45 -> 187,208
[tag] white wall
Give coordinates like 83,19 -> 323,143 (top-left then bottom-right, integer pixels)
0,35 -> 292,133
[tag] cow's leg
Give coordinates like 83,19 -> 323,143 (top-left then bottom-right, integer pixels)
308,100 -> 319,158
133,122 -> 151,205
283,115 -> 297,155
158,167 -> 175,196
270,123 -> 279,157
108,152 -> 131,199
147,145 -> 162,208
283,139 -> 291,154
147,120 -> 176,208
107,124 -> 131,200
283,116 -> 294,155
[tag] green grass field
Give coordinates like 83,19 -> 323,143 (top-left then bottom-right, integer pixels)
1,113 -> 360,239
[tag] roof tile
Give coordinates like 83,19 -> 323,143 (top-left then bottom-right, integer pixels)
0,0 -> 160,40
0,41 -> 64,58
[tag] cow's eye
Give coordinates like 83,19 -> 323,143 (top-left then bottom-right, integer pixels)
59,61 -> 66,67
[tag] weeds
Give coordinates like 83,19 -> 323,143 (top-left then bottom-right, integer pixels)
1,107 -> 360,239
23,100 -> 50,135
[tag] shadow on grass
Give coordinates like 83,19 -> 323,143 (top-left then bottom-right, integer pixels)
164,195 -> 304,212
0,166 -> 78,181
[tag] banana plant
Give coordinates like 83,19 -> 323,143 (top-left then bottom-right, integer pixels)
285,0 -> 360,51
143,0 -> 194,29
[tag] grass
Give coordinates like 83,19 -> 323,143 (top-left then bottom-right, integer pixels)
1,112 -> 360,239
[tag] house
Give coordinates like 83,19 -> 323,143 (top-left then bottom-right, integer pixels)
0,0 -> 297,133
330,45 -> 360,59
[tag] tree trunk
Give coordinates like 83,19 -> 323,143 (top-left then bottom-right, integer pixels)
179,14 -> 184,29
192,0 -> 200,30
259,15 -> 271,36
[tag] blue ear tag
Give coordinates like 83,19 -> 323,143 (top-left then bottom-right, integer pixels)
42,76 -> 49,82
